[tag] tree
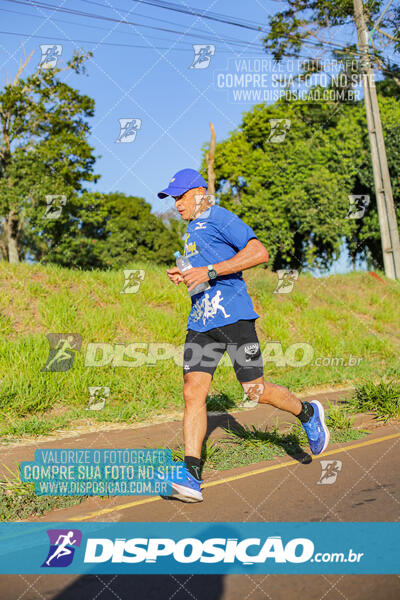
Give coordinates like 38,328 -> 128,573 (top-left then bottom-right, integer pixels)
36,191 -> 182,269
262,0 -> 400,87
91,193 -> 182,268
345,92 -> 400,269
202,96 -> 363,271
0,47 -> 98,263
201,85 -> 400,272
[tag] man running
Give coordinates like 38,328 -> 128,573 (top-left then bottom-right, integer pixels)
158,168 -> 329,502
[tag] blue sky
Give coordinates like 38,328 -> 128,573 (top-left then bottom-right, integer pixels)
0,0 -> 392,273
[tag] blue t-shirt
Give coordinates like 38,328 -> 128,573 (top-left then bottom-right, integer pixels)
182,205 -> 259,332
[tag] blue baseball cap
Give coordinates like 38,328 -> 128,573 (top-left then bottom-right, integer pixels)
158,168 -> 208,199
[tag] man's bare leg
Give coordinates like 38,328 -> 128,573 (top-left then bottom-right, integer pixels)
241,375 -> 330,455
183,371 -> 212,458
160,371 -> 210,501
242,376 -> 302,415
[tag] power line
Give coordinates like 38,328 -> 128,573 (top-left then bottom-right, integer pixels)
147,0 -> 366,57
0,28 -> 267,52
0,28 -> 177,49
4,0 -> 397,68
0,6 -> 210,46
132,0 -> 364,54
0,8 -> 343,62
81,0 -> 223,35
130,0 -> 268,32
14,0 -> 266,45
133,0 -> 400,61
5,0 -> 230,37
0,28 -> 358,71
5,0 -> 367,57
0,13 -> 260,52
3,0 -> 267,50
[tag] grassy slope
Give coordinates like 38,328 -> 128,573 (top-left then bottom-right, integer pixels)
0,261 -> 399,439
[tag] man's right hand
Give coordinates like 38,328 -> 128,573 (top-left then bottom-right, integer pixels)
167,267 -> 184,285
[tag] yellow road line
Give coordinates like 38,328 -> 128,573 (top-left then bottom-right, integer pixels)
70,431 -> 400,522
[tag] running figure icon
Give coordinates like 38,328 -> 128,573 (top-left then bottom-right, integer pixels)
211,290 -> 230,318
193,290 -> 231,326
45,531 -> 77,566
192,45 -> 213,68
43,335 -> 76,371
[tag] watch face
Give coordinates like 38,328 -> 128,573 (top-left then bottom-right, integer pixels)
209,269 -> 217,280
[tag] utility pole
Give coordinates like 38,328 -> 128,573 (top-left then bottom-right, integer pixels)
353,0 -> 400,280
205,122 -> 216,196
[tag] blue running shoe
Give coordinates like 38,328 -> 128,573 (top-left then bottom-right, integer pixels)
301,400 -> 330,455
158,466 -> 203,503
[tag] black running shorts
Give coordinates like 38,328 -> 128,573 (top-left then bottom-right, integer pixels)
183,319 -> 263,382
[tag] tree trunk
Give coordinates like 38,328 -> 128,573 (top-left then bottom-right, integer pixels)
0,219 -> 7,260
6,211 -> 19,263
8,236 -> 19,263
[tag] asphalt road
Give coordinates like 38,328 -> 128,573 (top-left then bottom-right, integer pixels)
1,424 -> 399,599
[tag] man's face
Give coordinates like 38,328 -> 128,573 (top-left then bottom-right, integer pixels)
173,187 -> 208,221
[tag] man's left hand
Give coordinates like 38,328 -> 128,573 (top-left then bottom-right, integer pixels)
182,266 -> 210,292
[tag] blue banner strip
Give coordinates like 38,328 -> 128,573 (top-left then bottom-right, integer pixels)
0,522 -> 398,574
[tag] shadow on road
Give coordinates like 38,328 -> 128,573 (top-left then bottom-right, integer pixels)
204,411 -> 311,464
52,574 -> 225,600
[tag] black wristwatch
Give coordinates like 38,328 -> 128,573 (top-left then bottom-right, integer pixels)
207,264 -> 218,280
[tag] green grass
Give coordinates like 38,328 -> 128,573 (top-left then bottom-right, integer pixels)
1,261 -> 399,439
171,404 -> 367,473
0,414 -> 74,439
206,392 -> 238,413
325,401 -> 355,430
0,464 -> 86,521
206,423 -> 366,472
346,380 -> 400,422
171,439 -> 220,466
